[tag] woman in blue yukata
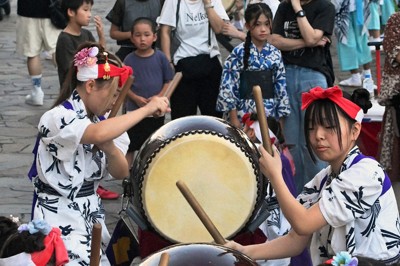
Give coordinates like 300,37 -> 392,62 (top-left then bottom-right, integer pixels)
226,86 -> 400,265
216,2 -> 290,129
31,42 -> 170,265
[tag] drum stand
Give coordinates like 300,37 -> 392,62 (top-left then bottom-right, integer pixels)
118,179 -> 142,243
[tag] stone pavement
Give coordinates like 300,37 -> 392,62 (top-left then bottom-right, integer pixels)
0,0 -> 383,235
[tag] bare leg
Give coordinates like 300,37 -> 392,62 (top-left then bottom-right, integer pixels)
27,55 -> 42,76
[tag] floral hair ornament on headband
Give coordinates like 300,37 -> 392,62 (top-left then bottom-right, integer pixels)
301,86 -> 364,123
74,46 -> 99,67
18,219 -> 52,235
325,251 -> 358,266
74,47 -> 133,87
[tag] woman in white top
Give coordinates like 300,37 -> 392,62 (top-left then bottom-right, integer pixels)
158,0 -> 229,119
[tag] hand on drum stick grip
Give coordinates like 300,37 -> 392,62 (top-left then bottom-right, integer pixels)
90,223 -> 102,266
176,180 -> 226,245
92,76 -> 134,154
163,72 -> 183,99
252,85 -> 274,156
109,76 -> 134,118
158,252 -> 169,266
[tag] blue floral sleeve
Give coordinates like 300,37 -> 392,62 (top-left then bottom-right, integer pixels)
216,44 -> 244,112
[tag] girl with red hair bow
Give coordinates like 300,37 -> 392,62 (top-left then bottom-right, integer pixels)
226,86 -> 400,265
30,42 -> 170,265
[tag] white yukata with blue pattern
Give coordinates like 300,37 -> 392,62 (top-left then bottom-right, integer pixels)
298,146 -> 400,265
216,42 -> 290,123
33,90 -> 129,266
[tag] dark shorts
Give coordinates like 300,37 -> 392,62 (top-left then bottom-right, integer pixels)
127,116 -> 165,151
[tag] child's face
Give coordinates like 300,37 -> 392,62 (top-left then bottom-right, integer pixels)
86,78 -> 121,116
246,14 -> 271,45
72,3 -> 92,27
131,23 -> 157,51
308,112 -> 358,168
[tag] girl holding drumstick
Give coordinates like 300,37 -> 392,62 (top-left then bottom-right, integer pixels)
30,42 -> 170,265
226,86 -> 400,264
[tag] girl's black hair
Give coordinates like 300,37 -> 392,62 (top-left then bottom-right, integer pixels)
243,3 -> 273,70
304,99 -> 357,162
0,216 -> 46,258
61,0 -> 94,22
56,42 -> 123,108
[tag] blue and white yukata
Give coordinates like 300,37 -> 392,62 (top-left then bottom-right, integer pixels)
216,42 -> 290,124
32,90 -> 129,265
298,146 -> 400,265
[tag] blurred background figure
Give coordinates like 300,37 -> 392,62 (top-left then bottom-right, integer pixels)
16,0 -> 61,106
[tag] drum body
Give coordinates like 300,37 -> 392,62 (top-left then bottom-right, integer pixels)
139,243 -> 258,266
131,116 -> 265,243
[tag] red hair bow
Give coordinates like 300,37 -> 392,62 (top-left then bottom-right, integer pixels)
301,86 -> 363,122
98,64 -> 133,87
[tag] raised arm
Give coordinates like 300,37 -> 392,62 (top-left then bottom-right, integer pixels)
266,34 -> 307,51
226,229 -> 311,261
258,145 -> 328,235
81,96 -> 170,145
289,0 -> 324,46
94,15 -> 106,49
203,0 -> 226,34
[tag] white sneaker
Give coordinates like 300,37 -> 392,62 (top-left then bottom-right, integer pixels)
339,75 -> 362,87
362,78 -> 377,96
25,90 -> 44,106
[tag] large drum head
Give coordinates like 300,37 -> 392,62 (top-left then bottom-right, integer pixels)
139,243 -> 258,266
132,116 -> 264,243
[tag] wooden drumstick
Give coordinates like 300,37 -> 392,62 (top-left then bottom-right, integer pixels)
90,223 -> 102,266
92,76 -> 134,154
109,75 -> 134,118
158,252 -> 170,266
176,180 -> 226,245
252,85 -> 274,156
163,72 -> 183,99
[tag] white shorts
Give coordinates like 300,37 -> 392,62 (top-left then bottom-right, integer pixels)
16,16 -> 61,57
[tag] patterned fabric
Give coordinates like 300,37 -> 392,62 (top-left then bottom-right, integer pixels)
298,146 -> 400,265
32,90 -> 129,265
332,0 -> 371,44
378,12 -> 400,180
216,42 -> 290,123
